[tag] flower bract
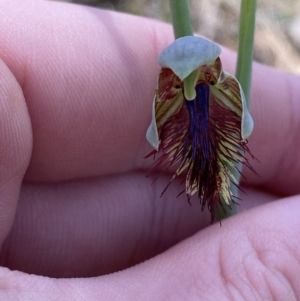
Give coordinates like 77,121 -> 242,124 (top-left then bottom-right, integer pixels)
146,36 -> 254,222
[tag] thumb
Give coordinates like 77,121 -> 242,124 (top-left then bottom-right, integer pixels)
1,196 -> 299,300
0,60 -> 32,245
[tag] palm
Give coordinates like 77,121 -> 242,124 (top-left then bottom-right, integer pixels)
0,0 -> 299,299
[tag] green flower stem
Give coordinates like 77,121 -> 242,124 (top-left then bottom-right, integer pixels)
169,0 -> 196,101
235,0 -> 257,106
169,0 -> 193,39
219,0 -> 256,221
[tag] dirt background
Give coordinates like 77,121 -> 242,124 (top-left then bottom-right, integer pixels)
57,0 -> 300,74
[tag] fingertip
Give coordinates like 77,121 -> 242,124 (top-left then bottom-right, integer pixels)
0,59 -> 32,244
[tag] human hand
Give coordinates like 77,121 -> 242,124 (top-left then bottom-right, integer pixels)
0,0 -> 299,300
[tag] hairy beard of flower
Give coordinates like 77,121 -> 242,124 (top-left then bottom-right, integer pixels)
147,75 -> 253,223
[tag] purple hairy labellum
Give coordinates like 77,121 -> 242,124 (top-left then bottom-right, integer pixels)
146,36 -> 254,222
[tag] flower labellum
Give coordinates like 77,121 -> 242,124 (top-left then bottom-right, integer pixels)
146,36 -> 254,222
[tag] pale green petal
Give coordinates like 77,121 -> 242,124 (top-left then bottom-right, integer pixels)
146,97 -> 159,150
158,36 -> 221,81
239,82 -> 254,140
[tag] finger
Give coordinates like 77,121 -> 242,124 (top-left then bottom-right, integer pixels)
0,173 -> 210,277
1,1 -> 300,196
241,65 -> 300,196
0,0 -> 170,181
2,195 -> 300,300
0,174 -> 278,277
0,60 -> 32,246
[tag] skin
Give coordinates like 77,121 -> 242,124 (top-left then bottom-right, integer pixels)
0,0 -> 299,299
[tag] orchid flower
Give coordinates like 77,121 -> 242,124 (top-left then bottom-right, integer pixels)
146,36 -> 254,222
